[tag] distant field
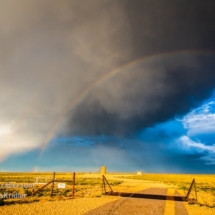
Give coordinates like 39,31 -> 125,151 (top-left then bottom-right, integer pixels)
119,173 -> 215,189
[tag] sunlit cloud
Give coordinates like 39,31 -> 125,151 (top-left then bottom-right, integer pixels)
176,101 -> 215,165
181,101 -> 215,136
0,124 -> 13,136
179,135 -> 215,152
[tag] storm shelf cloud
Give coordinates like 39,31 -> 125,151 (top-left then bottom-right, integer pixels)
67,53 -> 215,137
0,0 -> 215,172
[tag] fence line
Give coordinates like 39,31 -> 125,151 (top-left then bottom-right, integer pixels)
102,175 -> 198,202
32,172 -> 76,197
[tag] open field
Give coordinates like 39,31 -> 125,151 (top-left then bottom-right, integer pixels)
0,172 -> 215,214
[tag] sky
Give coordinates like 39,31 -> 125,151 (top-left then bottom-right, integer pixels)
0,0 -> 215,173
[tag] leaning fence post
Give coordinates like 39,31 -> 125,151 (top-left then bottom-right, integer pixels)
72,172 -> 76,197
186,178 -> 198,202
103,175 -> 113,193
194,179 -> 198,202
50,172 -> 55,196
32,180 -> 53,195
103,175 -> 106,193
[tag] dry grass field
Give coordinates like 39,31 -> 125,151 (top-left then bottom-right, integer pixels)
0,172 -> 215,214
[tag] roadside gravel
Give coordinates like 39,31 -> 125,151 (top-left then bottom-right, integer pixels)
0,197 -> 119,215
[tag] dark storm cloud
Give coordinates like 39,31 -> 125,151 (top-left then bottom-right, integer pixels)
65,0 -> 215,137
67,53 -> 215,137
123,0 -> 215,58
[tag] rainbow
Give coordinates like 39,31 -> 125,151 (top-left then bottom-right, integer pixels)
32,166 -> 39,172
37,50 -> 215,159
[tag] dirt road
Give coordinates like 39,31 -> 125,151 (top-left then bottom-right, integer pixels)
84,188 -> 189,215
0,189 -> 214,215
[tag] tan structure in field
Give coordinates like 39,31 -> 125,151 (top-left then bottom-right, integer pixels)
101,166 -> 106,174
137,171 -> 142,175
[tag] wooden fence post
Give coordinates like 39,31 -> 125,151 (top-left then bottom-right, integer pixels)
32,180 -> 53,195
103,175 -> 113,193
72,172 -> 76,197
103,175 -> 106,193
194,179 -> 198,202
186,179 -> 198,202
50,172 -> 55,196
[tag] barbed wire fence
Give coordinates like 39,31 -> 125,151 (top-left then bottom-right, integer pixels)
0,170 -> 201,207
